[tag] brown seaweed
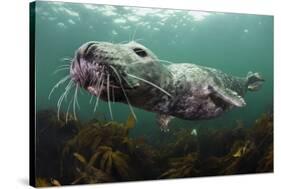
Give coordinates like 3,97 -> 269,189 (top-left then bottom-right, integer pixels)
35,110 -> 273,185
159,153 -> 200,178
71,152 -> 114,184
87,146 -> 132,179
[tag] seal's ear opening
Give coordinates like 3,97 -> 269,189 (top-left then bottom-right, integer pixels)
133,47 -> 147,57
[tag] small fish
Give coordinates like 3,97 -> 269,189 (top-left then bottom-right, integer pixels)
190,129 -> 198,136
51,178 -> 61,186
232,140 -> 251,158
73,152 -> 87,164
233,147 -> 244,158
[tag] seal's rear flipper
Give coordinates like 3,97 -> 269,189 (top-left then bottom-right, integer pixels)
156,114 -> 174,132
208,85 -> 246,107
247,71 -> 264,91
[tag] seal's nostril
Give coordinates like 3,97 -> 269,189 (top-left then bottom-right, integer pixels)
84,42 -> 98,55
84,43 -> 94,54
84,45 -> 98,62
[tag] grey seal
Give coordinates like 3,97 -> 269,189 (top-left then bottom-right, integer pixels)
61,41 -> 264,131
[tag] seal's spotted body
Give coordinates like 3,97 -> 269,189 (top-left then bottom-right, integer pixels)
164,64 -> 246,119
69,41 -> 264,131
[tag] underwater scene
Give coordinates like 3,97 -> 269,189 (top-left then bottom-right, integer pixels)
31,1 -> 273,187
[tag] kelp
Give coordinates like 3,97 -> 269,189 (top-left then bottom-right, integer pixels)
71,152 -> 114,184
219,140 -> 259,175
253,113 -> 274,172
35,110 -> 273,185
159,113 -> 273,178
63,113 -> 136,157
59,114 -> 142,183
159,153 -> 200,178
257,144 -> 273,172
88,146 -> 132,179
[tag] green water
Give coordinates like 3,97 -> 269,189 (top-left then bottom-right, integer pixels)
34,1 -> 273,135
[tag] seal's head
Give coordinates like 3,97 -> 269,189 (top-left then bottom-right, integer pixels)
70,41 -> 171,104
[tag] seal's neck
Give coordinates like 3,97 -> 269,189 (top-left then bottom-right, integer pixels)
127,65 -> 174,113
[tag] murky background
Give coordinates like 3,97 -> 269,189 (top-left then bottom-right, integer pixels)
32,2 -> 273,186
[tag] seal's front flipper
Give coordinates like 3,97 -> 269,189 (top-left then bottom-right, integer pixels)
156,114 -> 174,132
208,85 -> 246,107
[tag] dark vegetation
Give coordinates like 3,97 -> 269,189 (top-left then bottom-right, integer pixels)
35,110 -> 273,187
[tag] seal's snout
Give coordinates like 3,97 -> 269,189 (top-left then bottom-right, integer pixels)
70,41 -> 126,95
69,42 -> 98,89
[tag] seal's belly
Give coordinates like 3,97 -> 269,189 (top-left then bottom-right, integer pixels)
171,95 -> 224,120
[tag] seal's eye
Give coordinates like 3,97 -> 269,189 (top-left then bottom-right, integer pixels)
133,47 -> 147,57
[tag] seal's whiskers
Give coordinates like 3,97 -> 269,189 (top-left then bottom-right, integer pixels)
76,86 -> 81,110
89,95 -> 94,104
130,26 -> 138,42
48,75 -> 70,99
57,80 -> 73,120
72,84 -> 79,120
91,76 -> 101,109
96,66 -> 105,88
155,59 -> 175,65
126,73 -> 172,97
92,67 -> 104,112
112,86 -> 115,104
57,81 -> 73,113
93,66 -> 105,113
128,58 -> 175,66
53,67 -> 69,75
57,64 -> 71,68
93,78 -> 104,114
56,65 -> 70,69
65,98 -> 73,123
89,72 -> 96,86
60,57 -> 73,62
57,81 -> 72,111
110,65 -> 137,120
55,63 -> 71,73
107,74 -> 114,120
117,40 -> 130,45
